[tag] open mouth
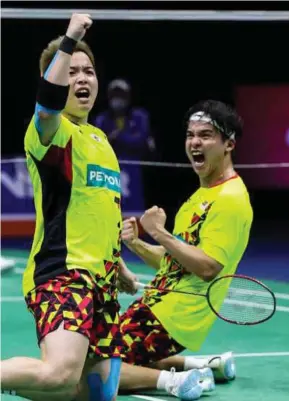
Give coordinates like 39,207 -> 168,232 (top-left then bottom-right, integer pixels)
75,88 -> 90,99
191,151 -> 205,167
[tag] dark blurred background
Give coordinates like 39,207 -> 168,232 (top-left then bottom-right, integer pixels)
1,2 -> 289,278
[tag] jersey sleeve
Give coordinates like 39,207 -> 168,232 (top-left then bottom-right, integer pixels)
198,195 -> 252,266
24,115 -> 73,162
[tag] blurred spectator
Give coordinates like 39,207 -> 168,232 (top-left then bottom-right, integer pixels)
93,79 -> 156,160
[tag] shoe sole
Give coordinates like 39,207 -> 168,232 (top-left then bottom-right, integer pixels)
178,370 -> 203,400
213,352 -> 236,382
199,368 -> 215,391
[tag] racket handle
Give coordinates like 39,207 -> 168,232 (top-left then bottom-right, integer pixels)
136,281 -> 147,289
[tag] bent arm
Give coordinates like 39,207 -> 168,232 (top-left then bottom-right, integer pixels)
150,228 -> 222,282
148,195 -> 251,282
124,239 -> 165,270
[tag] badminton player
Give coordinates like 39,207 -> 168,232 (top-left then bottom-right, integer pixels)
118,100 -> 253,399
1,13 -> 137,401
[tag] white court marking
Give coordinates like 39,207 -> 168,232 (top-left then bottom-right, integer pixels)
132,396 -> 168,401
223,299 -> 289,312
229,287 -> 289,300
196,351 -> 289,358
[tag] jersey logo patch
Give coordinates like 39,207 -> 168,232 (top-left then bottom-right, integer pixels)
87,164 -> 121,193
90,133 -> 101,142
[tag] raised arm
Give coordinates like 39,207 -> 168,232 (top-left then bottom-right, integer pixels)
35,14 -> 92,145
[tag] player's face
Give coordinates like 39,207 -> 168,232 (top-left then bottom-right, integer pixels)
185,121 -> 231,178
65,51 -> 98,118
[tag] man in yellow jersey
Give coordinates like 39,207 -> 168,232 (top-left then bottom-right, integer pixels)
116,100 -> 253,400
1,13 -> 138,401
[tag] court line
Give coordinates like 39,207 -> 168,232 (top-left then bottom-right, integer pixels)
230,287 -> 289,300
132,395 -> 167,401
273,292 -> 289,300
235,352 -> 289,358
197,351 -> 289,358
223,298 -> 289,311
1,297 -> 23,302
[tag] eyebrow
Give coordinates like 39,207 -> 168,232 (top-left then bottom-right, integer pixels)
186,128 -> 214,135
69,65 -> 94,70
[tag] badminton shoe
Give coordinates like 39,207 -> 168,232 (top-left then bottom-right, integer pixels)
165,367 -> 215,400
209,351 -> 236,382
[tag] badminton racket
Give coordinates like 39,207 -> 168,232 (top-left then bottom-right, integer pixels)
136,274 -> 276,325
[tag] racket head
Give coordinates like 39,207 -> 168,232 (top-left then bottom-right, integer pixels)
207,274 -> 277,325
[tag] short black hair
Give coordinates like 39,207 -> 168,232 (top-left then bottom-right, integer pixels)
184,99 -> 243,141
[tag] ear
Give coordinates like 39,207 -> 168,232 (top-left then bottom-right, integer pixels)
226,139 -> 235,153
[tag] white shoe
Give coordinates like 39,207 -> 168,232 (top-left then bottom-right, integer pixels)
198,367 -> 216,391
209,352 -> 236,382
165,367 -> 215,400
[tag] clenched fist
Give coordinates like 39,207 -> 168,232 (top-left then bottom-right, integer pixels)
66,13 -> 93,42
140,206 -> 167,236
121,217 -> 139,244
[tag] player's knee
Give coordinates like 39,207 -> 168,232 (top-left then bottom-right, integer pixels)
87,358 -> 121,401
39,364 -> 80,393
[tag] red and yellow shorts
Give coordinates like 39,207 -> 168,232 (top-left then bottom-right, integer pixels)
120,299 -> 184,365
25,269 -> 124,359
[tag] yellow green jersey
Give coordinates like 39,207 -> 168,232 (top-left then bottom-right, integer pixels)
23,115 -> 122,297
143,175 -> 253,351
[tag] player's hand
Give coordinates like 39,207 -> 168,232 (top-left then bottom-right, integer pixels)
121,217 -> 139,244
117,260 -> 138,295
140,206 -> 167,236
66,13 -> 93,41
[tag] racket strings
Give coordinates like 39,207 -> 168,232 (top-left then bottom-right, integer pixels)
210,277 -> 275,324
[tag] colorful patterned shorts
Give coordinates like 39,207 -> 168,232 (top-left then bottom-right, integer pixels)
120,299 -> 185,365
25,269 -> 124,359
